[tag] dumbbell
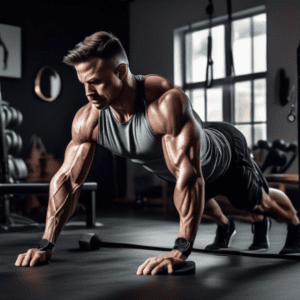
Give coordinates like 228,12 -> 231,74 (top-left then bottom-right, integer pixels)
5,130 -> 23,156
8,155 -> 28,178
272,139 -> 297,153
253,140 -> 272,151
79,233 -> 196,275
7,156 -> 28,180
4,105 -> 23,128
2,105 -> 12,127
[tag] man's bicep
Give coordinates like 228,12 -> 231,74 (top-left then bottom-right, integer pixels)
162,121 -> 202,182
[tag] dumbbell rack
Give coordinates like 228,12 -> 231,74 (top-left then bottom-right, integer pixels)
0,99 -> 9,184
298,41 -> 300,194
0,89 -> 10,226
0,84 -> 33,228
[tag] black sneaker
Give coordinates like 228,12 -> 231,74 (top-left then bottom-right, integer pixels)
205,219 -> 236,250
248,217 -> 271,251
279,223 -> 300,255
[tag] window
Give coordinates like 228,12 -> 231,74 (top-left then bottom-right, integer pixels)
174,8 -> 267,147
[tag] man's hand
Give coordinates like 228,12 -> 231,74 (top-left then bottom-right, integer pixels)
136,250 -> 186,275
15,248 -> 53,267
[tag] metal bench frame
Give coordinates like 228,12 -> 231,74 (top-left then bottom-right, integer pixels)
0,182 -> 97,228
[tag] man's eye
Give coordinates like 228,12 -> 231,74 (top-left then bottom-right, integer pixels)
89,80 -> 98,84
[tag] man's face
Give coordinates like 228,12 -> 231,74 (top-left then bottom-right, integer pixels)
74,57 -> 123,110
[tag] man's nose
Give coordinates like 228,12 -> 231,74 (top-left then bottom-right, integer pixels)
85,84 -> 95,96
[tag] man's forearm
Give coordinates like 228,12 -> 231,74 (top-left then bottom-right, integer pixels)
42,175 -> 82,245
174,177 -> 204,241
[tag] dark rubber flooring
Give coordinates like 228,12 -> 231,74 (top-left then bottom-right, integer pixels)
1,205 -> 300,300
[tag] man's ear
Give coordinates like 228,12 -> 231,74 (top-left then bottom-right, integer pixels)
115,63 -> 128,80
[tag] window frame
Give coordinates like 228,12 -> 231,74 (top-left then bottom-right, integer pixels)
174,6 -> 267,147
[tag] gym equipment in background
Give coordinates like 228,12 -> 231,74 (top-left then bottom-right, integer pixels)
0,84 -> 29,227
34,66 -> 61,102
279,68 -> 290,107
287,83 -> 297,123
297,40 -> 300,187
0,182 -> 98,229
253,139 -> 297,174
0,102 -> 27,183
205,0 -> 214,89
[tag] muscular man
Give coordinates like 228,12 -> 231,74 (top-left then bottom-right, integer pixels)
15,32 -> 300,275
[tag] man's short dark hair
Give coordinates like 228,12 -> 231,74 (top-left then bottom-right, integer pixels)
62,31 -> 126,66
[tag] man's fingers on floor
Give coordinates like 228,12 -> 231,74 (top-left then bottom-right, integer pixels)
29,252 -> 44,267
15,254 -> 26,266
143,261 -> 163,275
167,263 -> 174,274
22,250 -> 33,266
137,260 -> 150,275
151,260 -> 169,275
137,263 -> 150,275
137,257 -> 161,275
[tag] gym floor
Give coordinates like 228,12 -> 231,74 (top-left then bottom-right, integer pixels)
1,204 -> 300,300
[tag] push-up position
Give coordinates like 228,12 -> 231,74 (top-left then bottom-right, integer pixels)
15,32 -> 300,274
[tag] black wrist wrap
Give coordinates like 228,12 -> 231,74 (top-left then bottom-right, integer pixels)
173,237 -> 194,257
38,239 -> 55,251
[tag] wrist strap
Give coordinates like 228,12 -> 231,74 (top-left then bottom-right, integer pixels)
38,239 -> 55,251
173,237 -> 194,257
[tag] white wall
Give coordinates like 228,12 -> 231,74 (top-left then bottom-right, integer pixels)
127,0 -> 300,197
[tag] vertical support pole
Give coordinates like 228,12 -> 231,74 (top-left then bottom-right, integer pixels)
112,154 -> 119,198
0,80 -> 10,225
86,190 -> 96,228
4,195 -> 11,225
0,80 -> 9,184
297,42 -> 300,201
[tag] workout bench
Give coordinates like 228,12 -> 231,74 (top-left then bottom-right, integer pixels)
0,182 -> 98,228
265,174 -> 299,194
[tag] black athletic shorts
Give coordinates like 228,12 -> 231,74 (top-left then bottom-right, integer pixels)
203,121 -> 269,211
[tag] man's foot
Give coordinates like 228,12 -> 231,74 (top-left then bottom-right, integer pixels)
280,223 -> 300,255
205,219 -> 236,250
248,217 -> 271,251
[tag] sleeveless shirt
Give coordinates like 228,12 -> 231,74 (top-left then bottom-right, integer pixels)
97,75 -> 231,184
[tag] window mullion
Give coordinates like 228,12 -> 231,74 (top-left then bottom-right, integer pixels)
204,88 -> 207,121
251,79 -> 254,146
184,72 -> 266,90
225,19 -> 234,123
222,84 -> 231,123
250,16 -> 255,146
251,16 -> 254,74
225,18 -> 232,77
182,32 -> 187,90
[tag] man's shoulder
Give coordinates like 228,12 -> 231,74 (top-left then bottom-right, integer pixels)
144,75 -> 190,136
72,103 -> 99,143
144,74 -> 173,88
144,75 -> 174,103
144,75 -> 186,107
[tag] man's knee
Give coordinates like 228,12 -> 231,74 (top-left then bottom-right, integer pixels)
251,204 -> 265,215
251,190 -> 270,214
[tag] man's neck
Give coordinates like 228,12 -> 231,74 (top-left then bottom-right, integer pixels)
109,73 -> 137,124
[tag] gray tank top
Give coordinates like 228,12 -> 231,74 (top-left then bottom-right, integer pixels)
98,75 -> 231,184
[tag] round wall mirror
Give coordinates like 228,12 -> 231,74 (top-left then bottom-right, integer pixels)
34,66 -> 61,102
